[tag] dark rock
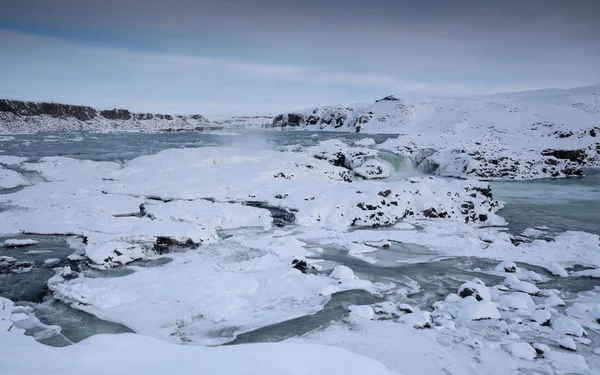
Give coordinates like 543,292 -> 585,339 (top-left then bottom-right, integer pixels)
375,95 -> 400,102
378,189 -> 392,198
422,208 -> 438,218
459,287 -> 483,301
541,149 -> 587,163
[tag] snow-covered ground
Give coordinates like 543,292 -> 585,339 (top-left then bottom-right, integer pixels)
1,132 -> 599,373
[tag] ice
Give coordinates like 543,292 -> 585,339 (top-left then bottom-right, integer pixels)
353,138 -> 376,147
22,157 -> 121,181
353,159 -> 394,179
2,239 -> 39,247
0,156 -> 27,166
506,342 -> 536,360
593,347 -> 600,355
552,317 -> 587,337
0,167 -> 29,189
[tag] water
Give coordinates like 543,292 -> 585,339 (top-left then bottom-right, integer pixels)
492,169 -> 600,235
2,131 -> 600,349
0,130 -> 394,162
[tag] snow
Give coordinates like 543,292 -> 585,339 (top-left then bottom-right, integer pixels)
506,342 -> 536,360
457,280 -> 492,301
2,239 -> 38,247
494,260 -> 518,273
545,296 -> 566,307
543,351 -> 588,371
0,332 -> 398,375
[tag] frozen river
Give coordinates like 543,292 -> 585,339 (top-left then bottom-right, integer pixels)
1,131 -> 599,374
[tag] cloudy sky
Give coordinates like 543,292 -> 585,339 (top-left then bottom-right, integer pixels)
1,0 -> 599,118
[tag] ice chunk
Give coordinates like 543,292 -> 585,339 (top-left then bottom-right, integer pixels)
545,295 -> 565,307
2,239 -> 38,247
498,292 -> 534,311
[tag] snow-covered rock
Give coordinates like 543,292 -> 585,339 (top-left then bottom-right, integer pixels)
348,305 -> 375,320
503,275 -> 539,295
398,311 -> 433,329
330,265 -> 357,280
557,337 -> 577,351
505,342 -> 536,360
353,159 -> 394,180
530,310 -> 552,326
458,280 -> 492,301
494,260 -> 518,273
552,317 -> 587,337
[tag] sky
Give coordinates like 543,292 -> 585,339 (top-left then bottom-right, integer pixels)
1,0 -> 599,118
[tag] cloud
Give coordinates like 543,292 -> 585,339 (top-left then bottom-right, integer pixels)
0,0 -> 599,116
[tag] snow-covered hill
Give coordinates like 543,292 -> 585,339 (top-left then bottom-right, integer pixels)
0,99 -> 214,133
269,86 -> 600,179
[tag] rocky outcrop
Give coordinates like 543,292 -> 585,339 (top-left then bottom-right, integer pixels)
0,99 -> 213,133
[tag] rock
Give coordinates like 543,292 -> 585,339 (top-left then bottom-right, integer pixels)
378,189 -> 392,198
291,258 -> 314,273
397,303 -> 415,314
